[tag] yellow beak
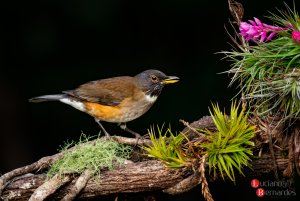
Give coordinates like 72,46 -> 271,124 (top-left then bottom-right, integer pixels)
162,76 -> 180,84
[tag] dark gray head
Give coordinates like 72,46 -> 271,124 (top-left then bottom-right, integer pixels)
134,69 -> 179,97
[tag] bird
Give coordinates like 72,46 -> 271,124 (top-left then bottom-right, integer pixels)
29,69 -> 179,138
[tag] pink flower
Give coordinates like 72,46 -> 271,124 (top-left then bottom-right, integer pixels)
239,17 -> 286,42
292,30 -> 300,44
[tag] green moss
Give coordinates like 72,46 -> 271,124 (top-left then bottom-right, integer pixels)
47,134 -> 132,177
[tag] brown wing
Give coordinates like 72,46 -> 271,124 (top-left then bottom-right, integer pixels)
63,76 -> 138,106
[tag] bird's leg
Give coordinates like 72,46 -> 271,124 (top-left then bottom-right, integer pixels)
119,123 -> 142,138
95,119 -> 111,138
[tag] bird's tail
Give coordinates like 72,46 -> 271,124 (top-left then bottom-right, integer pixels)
29,94 -> 67,103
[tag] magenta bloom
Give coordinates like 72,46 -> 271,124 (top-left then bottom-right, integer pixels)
240,17 -> 286,42
292,30 -> 300,44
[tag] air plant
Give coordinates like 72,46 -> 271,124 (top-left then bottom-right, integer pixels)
144,102 -> 255,182
200,102 -> 256,182
223,3 -> 300,122
142,125 -> 189,168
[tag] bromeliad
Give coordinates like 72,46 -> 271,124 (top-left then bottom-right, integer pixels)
239,17 -> 287,42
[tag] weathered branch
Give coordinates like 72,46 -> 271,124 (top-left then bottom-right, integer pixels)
1,161 -> 186,200
0,116 -> 297,201
0,152 -> 290,200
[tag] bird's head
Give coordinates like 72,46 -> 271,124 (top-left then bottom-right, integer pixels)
135,69 -> 179,97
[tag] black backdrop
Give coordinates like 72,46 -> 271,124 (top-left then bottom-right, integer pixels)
2,0 -> 299,200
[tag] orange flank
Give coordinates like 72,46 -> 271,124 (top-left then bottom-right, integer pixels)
84,102 -> 123,122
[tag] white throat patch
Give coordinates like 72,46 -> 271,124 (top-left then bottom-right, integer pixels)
60,98 -> 86,112
145,94 -> 158,103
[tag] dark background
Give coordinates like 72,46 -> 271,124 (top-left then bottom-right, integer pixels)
2,0 -> 299,200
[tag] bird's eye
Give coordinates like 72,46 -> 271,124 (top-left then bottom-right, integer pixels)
151,75 -> 158,82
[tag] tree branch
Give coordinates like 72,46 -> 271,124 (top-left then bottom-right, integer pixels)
0,116 -> 296,201
0,153 -> 290,200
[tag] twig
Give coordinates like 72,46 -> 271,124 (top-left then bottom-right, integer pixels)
0,153 -> 64,195
228,0 -> 244,25
61,170 -> 94,201
199,155 -> 214,201
111,136 -> 152,146
227,0 -> 248,50
180,119 -> 202,136
29,174 -> 72,201
273,144 -> 284,150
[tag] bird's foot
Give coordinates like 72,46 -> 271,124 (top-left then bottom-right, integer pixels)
119,124 -> 144,146
119,124 -> 142,139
